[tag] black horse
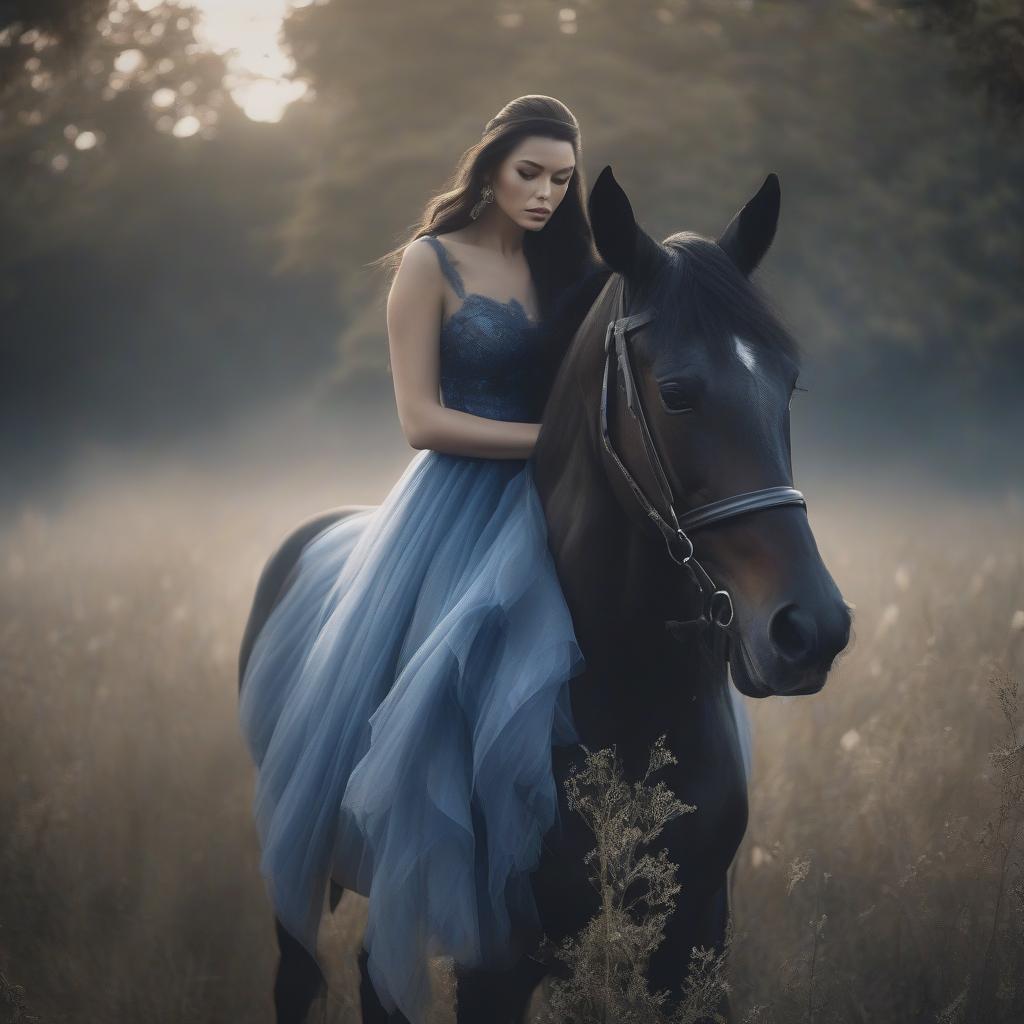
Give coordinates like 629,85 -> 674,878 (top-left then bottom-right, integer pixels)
238,167 -> 852,1023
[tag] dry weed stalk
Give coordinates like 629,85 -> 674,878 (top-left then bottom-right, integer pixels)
539,736 -> 738,1024
0,969 -> 41,1024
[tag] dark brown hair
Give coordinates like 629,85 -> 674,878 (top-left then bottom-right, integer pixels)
369,95 -> 601,323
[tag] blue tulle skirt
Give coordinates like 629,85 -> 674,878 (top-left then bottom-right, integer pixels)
238,448 -> 586,1022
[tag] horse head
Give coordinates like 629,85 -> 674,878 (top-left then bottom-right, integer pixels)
537,167 -> 851,701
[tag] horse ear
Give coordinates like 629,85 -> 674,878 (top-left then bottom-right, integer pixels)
588,166 -> 663,281
716,173 -> 781,277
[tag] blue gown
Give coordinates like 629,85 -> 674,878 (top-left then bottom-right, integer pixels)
238,234 -> 587,1022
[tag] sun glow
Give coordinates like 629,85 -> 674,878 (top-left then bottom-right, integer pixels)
184,0 -> 318,122
185,0 -> 316,123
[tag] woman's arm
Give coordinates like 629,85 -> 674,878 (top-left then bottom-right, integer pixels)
386,237 -> 541,459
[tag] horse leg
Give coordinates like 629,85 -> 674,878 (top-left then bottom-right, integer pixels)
329,879 -> 345,912
269,880 -> 351,1023
647,877 -> 734,1024
454,956 -> 547,1024
357,947 -> 411,1024
273,916 -> 326,1024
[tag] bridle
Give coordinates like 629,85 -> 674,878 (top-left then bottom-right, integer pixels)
598,273 -> 807,653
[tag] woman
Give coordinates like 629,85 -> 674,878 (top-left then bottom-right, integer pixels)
238,94 -> 604,1022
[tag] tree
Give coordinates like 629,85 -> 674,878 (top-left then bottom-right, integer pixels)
888,0 -> 1024,124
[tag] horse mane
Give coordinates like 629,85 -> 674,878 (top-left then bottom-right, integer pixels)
650,231 -> 802,368
536,264 -> 617,465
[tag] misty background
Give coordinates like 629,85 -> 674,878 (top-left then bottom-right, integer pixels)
3,3 -> 1024,1021
1,0 -> 1022,514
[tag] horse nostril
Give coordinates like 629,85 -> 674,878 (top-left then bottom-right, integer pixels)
769,602 -> 818,666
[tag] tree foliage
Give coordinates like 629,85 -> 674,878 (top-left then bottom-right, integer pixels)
889,0 -> 1024,124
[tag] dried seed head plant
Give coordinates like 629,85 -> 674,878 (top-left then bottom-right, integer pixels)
537,736 -> 743,1024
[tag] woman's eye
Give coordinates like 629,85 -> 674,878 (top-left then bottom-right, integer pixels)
518,171 -> 571,186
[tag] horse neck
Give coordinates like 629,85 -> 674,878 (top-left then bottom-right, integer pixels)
533,299 -> 729,751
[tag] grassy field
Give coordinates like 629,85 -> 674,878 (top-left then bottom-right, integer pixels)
1,447 -> 1021,1023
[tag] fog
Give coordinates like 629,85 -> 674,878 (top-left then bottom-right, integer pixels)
3,1 -> 1023,1020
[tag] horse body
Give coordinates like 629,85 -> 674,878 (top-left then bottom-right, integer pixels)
238,166 -> 852,1023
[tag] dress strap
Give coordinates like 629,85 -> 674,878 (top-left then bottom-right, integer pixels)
423,235 -> 466,299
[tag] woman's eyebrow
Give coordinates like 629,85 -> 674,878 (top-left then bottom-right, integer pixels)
518,159 -> 575,174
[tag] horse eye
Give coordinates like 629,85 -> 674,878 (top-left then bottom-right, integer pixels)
659,384 -> 695,414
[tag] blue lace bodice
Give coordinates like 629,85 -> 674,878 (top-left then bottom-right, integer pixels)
424,234 -> 548,423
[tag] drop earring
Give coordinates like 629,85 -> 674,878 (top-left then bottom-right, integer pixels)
470,184 -> 494,221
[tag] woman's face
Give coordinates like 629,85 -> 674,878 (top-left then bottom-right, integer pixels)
487,135 -> 576,231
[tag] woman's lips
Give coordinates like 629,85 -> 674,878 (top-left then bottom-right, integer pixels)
526,209 -> 549,218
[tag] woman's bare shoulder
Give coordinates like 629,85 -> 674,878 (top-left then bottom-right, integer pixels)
388,237 -> 445,313
431,227 -> 472,244
430,229 -> 482,258
396,235 -> 444,275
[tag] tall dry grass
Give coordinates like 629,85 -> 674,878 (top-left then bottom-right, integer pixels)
726,481 -> 1024,1024
0,451 -> 1020,1023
